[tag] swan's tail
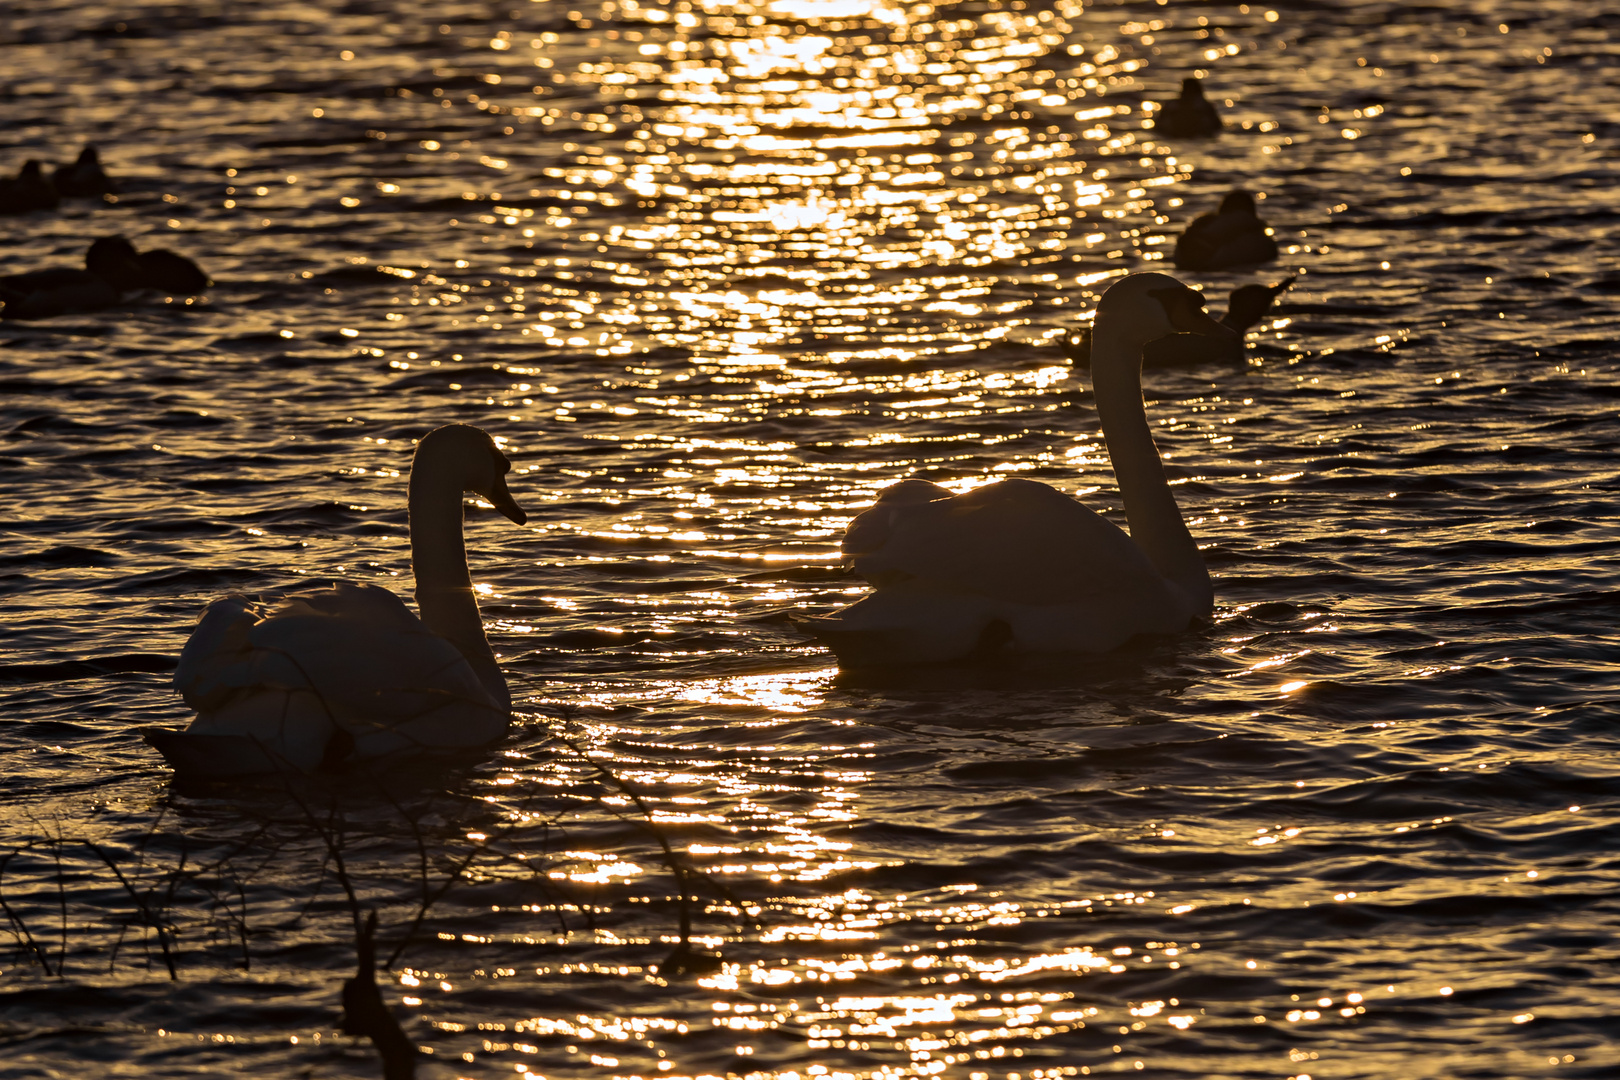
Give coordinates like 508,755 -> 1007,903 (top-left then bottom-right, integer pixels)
142,727 -> 321,779
791,615 -> 1010,667
144,728 -> 270,777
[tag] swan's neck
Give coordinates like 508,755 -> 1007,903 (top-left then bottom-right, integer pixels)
1090,321 -> 1213,615
408,466 -> 509,710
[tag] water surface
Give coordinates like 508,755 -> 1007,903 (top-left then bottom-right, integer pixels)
2,1 -> 1618,1077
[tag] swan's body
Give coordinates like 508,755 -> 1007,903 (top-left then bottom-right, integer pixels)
0,237 -> 209,320
1174,191 -> 1279,271
1153,78 -> 1223,139
1067,277 -> 1295,367
146,424 -> 527,777
796,273 -> 1233,667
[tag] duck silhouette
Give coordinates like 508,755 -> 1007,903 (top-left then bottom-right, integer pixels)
1153,78 -> 1223,139
0,160 -> 61,214
0,237 -> 210,320
1173,191 -> 1279,271
1066,277 -> 1295,367
137,245 -> 211,295
51,146 -> 117,197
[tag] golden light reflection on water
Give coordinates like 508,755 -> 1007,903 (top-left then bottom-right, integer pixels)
48,0 -> 1408,1074
417,3 -> 1227,1071
417,0 -> 1188,377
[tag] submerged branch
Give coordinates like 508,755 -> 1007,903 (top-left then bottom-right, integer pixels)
341,910 -> 418,1080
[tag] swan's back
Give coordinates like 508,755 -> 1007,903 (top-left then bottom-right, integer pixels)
164,582 -> 506,775
846,478 -> 1165,606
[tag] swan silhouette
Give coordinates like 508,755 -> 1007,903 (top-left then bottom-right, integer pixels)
145,424 -> 528,777
794,273 -> 1234,666
1066,277 -> 1295,367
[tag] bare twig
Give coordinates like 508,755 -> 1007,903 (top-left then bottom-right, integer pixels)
341,910 -> 418,1080
52,837 -> 67,977
380,847 -> 482,971
551,730 -> 702,969
546,712 -> 763,975
278,786 -> 419,1080
80,841 -> 179,981
0,847 -> 55,975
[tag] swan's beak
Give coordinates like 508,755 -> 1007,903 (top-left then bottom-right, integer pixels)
1175,303 -> 1240,341
1152,285 -> 1241,341
486,476 -> 528,525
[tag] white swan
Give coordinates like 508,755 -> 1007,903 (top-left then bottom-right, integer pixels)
145,424 -> 528,777
794,272 -> 1235,666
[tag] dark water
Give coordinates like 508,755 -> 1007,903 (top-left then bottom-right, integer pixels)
3,1 -> 1619,1076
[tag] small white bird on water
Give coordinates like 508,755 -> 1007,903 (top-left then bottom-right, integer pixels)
145,424 -> 528,777
794,272 -> 1236,667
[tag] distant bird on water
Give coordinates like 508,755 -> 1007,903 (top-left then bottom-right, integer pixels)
51,145 -> 118,197
0,160 -> 61,214
1174,190 -> 1279,271
1066,277 -> 1296,367
137,245 -> 211,295
1152,78 -> 1223,139
0,236 -> 210,320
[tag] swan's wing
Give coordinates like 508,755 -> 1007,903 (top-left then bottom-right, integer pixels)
848,479 -> 1165,606
175,594 -> 270,713
176,582 -> 503,748
842,480 -> 956,562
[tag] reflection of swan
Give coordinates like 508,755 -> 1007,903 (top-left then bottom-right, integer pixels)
1067,277 -> 1295,367
795,273 -> 1234,667
1174,191 -> 1279,271
1152,77 -> 1223,139
145,425 -> 528,777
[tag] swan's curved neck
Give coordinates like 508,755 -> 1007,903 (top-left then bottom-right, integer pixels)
408,462 -> 509,709
1090,320 -> 1213,615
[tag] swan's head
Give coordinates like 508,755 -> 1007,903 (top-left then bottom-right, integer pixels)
1096,272 -> 1237,351
415,424 -> 528,525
